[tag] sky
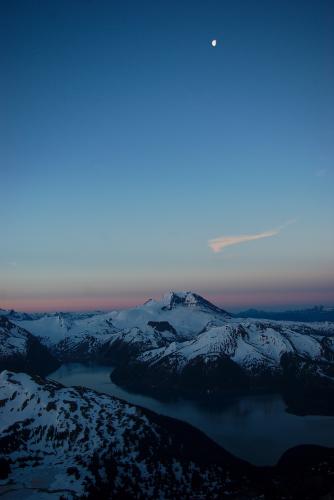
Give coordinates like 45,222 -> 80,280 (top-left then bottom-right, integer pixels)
1,0 -> 334,311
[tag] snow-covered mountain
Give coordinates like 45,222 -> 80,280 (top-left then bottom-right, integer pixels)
19,291 -> 229,338
138,320 -> 330,371
2,291 -> 334,413
0,370 -> 256,499
11,291 -> 334,352
110,318 -> 334,414
137,319 -> 334,375
9,291 -> 230,361
1,371 -> 334,499
0,317 -> 60,376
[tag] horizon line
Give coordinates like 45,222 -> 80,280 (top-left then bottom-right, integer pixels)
1,290 -> 333,313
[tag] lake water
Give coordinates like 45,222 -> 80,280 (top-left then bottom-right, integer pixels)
49,362 -> 334,466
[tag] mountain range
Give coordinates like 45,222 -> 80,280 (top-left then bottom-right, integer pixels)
1,291 -> 334,415
1,291 -> 334,497
236,306 -> 334,323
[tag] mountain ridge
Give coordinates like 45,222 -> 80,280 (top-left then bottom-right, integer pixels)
1,370 -> 334,499
2,291 -> 334,415
0,317 -> 60,376
235,305 -> 334,323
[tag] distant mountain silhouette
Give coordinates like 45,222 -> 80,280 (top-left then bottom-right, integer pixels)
235,305 -> 334,322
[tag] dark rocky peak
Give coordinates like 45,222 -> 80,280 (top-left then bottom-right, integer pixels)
161,291 -> 231,316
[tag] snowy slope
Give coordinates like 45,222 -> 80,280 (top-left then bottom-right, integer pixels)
12,292 -> 230,361
138,321 -> 329,374
0,370 -> 259,499
4,291 -> 334,394
0,317 -> 59,375
0,317 -> 27,358
14,292 -> 334,350
17,312 -> 111,347
103,295 -> 334,403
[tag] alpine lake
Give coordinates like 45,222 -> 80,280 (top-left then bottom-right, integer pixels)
50,362 -> 334,466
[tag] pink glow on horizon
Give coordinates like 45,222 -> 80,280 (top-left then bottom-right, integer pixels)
0,296 -> 141,312
1,289 -> 334,312
208,289 -> 334,310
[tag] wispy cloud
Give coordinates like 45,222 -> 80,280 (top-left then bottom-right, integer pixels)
209,219 -> 297,253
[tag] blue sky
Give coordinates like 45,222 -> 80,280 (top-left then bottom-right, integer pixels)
1,0 -> 334,310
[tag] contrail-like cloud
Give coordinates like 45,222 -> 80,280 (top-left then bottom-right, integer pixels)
209,219 -> 297,253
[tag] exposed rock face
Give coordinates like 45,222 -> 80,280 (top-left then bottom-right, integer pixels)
159,291 -> 231,316
147,320 -> 177,334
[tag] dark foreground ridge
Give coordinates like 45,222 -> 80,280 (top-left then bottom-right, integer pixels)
0,370 -> 334,499
0,316 -> 60,376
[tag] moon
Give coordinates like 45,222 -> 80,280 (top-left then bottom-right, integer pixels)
211,39 -> 217,47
